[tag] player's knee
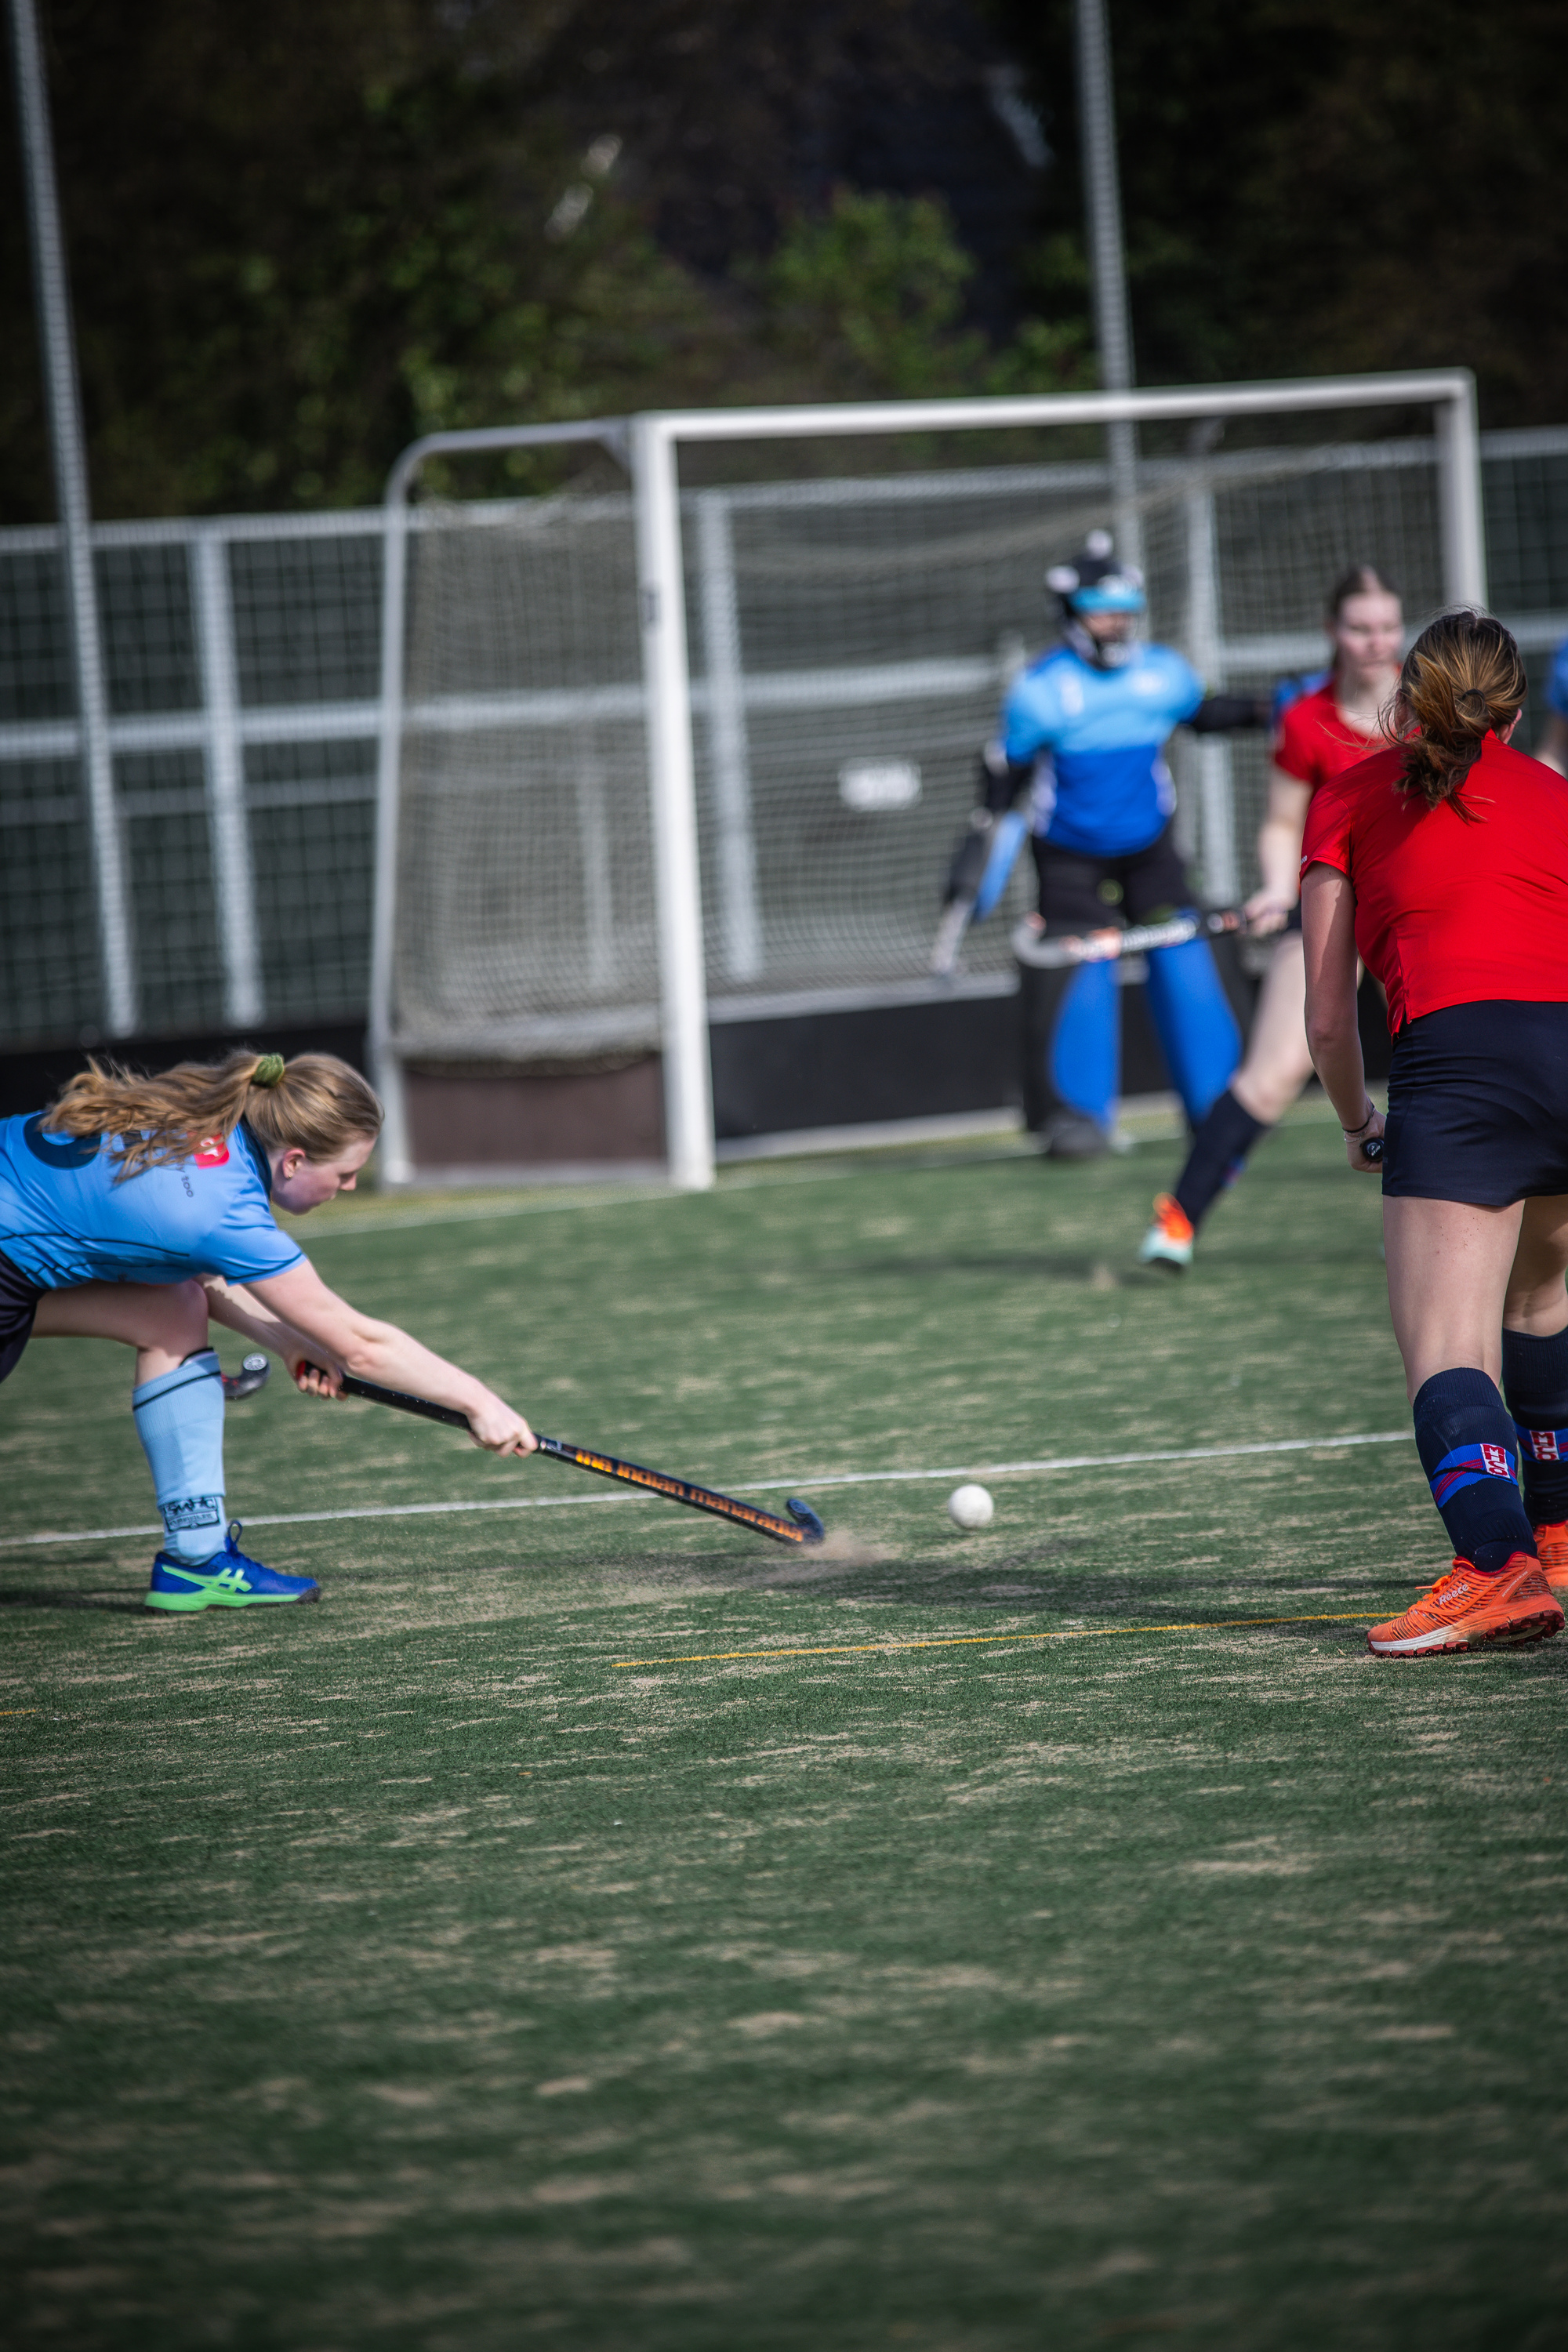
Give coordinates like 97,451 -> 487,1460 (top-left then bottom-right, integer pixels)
160,1278 -> 210,1353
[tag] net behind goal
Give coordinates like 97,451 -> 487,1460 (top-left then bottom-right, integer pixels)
371,376 -> 1485,1184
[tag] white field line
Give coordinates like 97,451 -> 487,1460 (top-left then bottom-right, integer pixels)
0,1428 -> 1409,1552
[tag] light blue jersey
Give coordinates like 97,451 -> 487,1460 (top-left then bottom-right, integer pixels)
0,1116 -> 303,1290
1549,637 -> 1568,719
1002,641 -> 1205,857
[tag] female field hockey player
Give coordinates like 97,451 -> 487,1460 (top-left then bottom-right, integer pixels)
1141,565 -> 1403,1269
0,1051 -> 535,1612
1301,609 -> 1568,1658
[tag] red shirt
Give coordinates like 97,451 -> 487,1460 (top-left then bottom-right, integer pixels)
1301,735 -> 1568,1030
1273,678 -> 1384,793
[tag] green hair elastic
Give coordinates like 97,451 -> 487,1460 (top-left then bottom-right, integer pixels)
252,1053 -> 286,1088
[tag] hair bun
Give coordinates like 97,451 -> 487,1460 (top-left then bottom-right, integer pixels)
252,1053 -> 286,1088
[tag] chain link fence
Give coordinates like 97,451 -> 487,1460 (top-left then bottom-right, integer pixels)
2,426 -> 1565,1054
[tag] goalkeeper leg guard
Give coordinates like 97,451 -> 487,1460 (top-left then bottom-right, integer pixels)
1143,934 -> 1242,1128
1019,958 -> 1118,1152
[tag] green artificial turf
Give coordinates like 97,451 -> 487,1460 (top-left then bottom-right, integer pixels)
2,1109 -> 1565,2350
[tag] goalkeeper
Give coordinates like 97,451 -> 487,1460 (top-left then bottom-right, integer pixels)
953,532 -> 1267,1159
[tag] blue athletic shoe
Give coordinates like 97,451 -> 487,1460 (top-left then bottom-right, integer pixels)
143,1522 -> 320,1613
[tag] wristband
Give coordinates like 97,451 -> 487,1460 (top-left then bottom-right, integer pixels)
1341,1102 -> 1377,1138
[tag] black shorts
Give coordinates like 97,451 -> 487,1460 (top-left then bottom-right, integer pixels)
0,1248 -> 45,1385
1031,822 -> 1192,929
1381,1000 -> 1568,1205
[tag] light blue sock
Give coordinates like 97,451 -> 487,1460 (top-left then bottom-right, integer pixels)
132,1349 -> 227,1563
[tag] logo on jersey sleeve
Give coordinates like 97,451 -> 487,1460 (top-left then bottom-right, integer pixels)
22,1114 -> 100,1168
193,1135 -> 230,1167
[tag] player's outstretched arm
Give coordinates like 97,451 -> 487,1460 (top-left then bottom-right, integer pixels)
200,1272 -> 330,1374
1245,770 -> 1313,931
1186,693 -> 1272,732
245,1260 -> 536,1454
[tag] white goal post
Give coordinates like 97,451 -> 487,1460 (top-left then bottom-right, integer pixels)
368,371 -> 1485,1190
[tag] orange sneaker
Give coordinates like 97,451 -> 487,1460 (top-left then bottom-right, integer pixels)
1531,1522 -> 1568,1592
1138,1193 -> 1194,1272
1367,1554 -> 1564,1658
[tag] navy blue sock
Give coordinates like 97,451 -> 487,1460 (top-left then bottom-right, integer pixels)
1412,1368 -> 1535,1574
1501,1322 -> 1568,1526
1173,1088 -> 1269,1229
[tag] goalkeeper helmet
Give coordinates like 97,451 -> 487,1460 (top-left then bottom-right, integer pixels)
1047,530 -> 1145,669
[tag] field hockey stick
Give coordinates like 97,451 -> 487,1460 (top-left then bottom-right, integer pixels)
931,809 -> 1030,976
310,1369 -> 827,1547
221,1352 -> 270,1403
1010,907 -> 1244,970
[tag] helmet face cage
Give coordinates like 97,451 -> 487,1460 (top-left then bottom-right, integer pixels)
1047,529 -> 1145,667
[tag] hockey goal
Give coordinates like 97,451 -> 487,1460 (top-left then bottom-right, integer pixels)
368,374 -> 1486,1185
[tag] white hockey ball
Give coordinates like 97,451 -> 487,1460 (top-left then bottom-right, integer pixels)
947,1483 -> 994,1530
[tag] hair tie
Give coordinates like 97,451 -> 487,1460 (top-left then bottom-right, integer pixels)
252,1053 -> 285,1088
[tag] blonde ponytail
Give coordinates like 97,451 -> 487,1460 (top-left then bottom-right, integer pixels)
42,1050 -> 382,1181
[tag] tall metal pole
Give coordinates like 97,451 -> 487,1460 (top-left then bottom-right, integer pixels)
7,0 -> 136,1033
1074,0 -> 1141,574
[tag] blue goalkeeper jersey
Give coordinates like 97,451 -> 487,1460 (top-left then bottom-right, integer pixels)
0,1115 -> 304,1290
1549,636 -> 1568,719
1002,641 -> 1205,856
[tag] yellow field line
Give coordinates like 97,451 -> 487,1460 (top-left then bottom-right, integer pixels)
0,1708 -> 38,1715
612,1610 -> 1381,1668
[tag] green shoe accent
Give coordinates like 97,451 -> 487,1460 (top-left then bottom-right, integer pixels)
143,1537 -> 319,1612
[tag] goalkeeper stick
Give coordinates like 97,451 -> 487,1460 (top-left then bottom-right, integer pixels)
313,1370 -> 827,1547
1011,908 -> 1243,969
931,809 -> 1029,977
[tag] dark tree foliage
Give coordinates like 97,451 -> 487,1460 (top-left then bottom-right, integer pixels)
0,0 -> 1046,518
2,0 -> 1563,523
999,0 -> 1568,423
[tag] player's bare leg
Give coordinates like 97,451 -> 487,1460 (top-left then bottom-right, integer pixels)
33,1276 -> 210,1385
1230,935 -> 1315,1125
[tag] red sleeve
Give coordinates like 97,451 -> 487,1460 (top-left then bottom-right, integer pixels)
1300,774 -> 1352,881
1272,696 -> 1322,787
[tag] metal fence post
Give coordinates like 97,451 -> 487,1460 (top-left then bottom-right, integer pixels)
368,494 -> 413,1182
695,492 -> 762,983
1183,481 -> 1238,906
191,529 -> 263,1028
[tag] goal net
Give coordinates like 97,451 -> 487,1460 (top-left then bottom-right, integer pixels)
374,378 -> 1483,1181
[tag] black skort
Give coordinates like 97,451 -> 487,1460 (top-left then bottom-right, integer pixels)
1381,1000 -> 1568,1205
1031,820 -> 1192,929
0,1247 -> 45,1385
